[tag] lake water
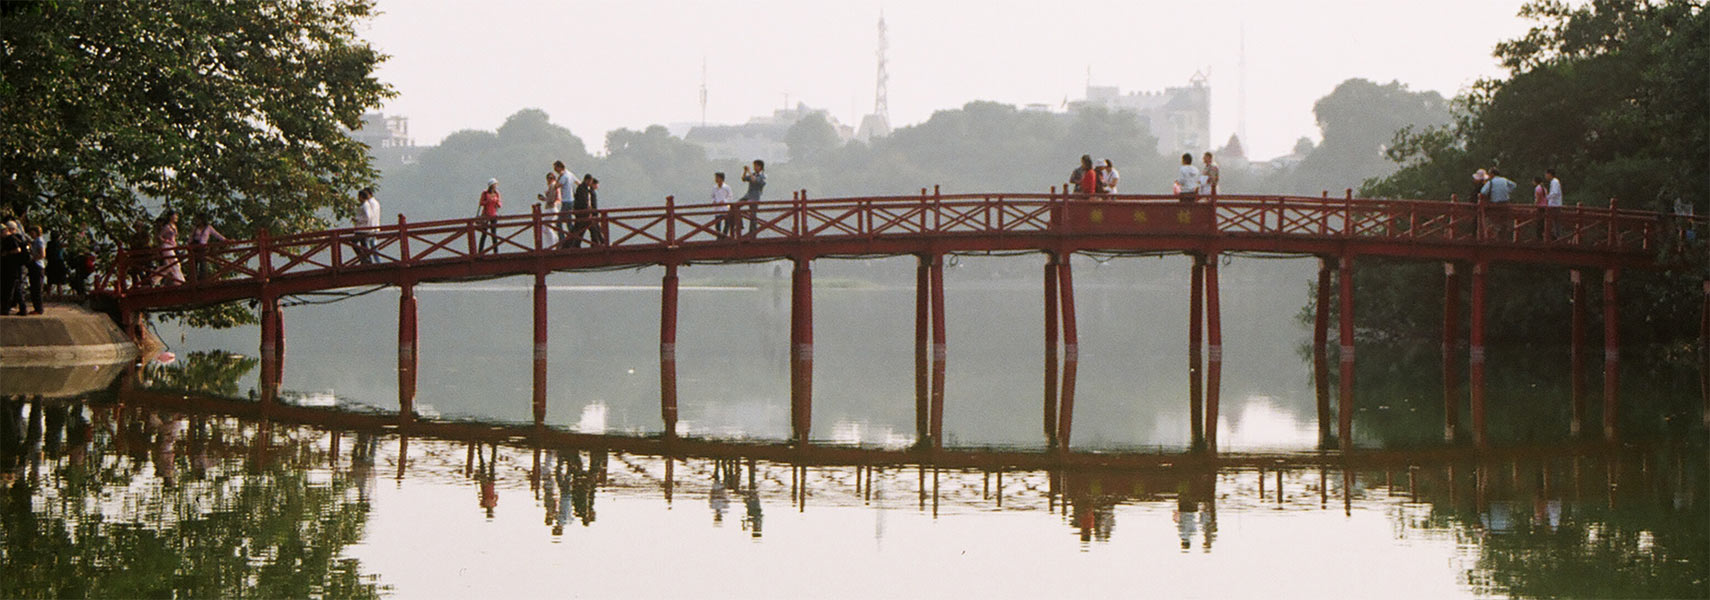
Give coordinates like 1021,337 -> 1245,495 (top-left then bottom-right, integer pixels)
4,255 -> 1706,598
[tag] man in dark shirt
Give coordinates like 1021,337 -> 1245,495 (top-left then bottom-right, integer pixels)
739,159 -> 766,237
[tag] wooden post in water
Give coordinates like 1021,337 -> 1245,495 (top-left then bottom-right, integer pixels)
1470,261 -> 1488,447
1337,255 -> 1356,449
791,257 -> 814,443
398,281 -> 417,418
1056,255 -> 1080,449
929,254 -> 948,447
1570,270 -> 1587,436
660,264 -> 680,437
1314,258 -> 1332,444
532,272 -> 548,426
1043,255 -> 1060,445
1189,254 -> 1205,445
1701,281 -> 1709,428
1204,253 -> 1223,451
259,294 -> 283,402
916,255 -> 931,442
1603,268 -> 1620,440
1443,262 -> 1461,441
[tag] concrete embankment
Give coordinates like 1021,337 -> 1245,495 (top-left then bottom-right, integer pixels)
1,304 -> 140,397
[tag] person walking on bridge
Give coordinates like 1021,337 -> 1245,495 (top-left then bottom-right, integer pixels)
711,171 -> 735,239
738,159 -> 766,238
1201,152 -> 1221,196
1101,159 -> 1120,194
1069,155 -> 1094,196
352,188 -> 380,264
476,179 -> 502,254
569,174 -> 601,247
1481,168 -> 1518,240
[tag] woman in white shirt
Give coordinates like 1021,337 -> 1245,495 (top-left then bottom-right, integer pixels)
1101,159 -> 1120,194
538,172 -> 562,248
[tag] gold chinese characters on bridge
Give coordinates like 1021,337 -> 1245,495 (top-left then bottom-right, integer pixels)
1065,203 -> 1213,235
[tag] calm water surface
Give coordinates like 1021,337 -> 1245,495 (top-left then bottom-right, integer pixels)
4,256 -> 1706,598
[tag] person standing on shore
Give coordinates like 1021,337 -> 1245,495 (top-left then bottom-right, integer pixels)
2,221 -> 29,315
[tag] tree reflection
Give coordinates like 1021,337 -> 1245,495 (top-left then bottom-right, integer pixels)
0,396 -> 385,598
1401,445 -> 1708,598
142,350 -> 259,398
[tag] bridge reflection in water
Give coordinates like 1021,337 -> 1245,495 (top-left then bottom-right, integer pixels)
4,384 -> 1704,598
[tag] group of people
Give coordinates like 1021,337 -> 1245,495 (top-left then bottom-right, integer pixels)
1064,152 -> 1223,200
2,218 -> 94,316
1068,155 -> 1123,195
1469,167 -> 1563,207
135,210 -> 228,287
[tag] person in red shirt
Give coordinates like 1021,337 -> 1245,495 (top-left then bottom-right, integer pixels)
476,178 -> 502,253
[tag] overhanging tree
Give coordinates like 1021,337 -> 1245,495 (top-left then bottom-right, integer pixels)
1,0 -> 395,326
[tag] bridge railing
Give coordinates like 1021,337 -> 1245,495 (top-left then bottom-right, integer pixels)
100,193 -> 1702,299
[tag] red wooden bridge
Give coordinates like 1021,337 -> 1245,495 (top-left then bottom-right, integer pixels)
99,190 -> 1709,451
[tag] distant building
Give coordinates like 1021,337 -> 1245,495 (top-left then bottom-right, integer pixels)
684,103 -> 853,163
349,112 -> 418,166
1072,73 -> 1211,157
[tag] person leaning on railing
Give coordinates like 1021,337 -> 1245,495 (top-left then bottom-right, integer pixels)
476,178 -> 502,254
188,213 -> 228,282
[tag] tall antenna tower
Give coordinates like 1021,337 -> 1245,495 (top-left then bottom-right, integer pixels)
873,12 -> 889,121
699,57 -> 708,126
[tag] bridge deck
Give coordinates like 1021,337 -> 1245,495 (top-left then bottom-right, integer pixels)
105,193 -> 1700,311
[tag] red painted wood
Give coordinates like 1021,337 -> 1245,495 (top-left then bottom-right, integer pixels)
1470,261 -> 1488,447
661,264 -> 680,436
1205,254 -> 1222,450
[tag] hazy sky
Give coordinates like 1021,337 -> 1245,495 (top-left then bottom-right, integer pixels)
364,0 -> 1534,161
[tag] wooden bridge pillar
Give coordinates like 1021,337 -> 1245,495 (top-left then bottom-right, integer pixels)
1337,255 -> 1356,449
1701,281 -> 1709,429
790,257 -> 814,443
1570,270 -> 1586,436
1055,254 -> 1079,450
1603,268 -> 1620,440
1204,253 -> 1223,451
1470,261 -> 1488,447
1314,258 -> 1332,445
1189,254 -> 1205,446
929,254 -> 948,447
398,282 -> 418,418
532,272 -> 549,426
916,255 -> 931,442
1043,255 -> 1060,445
660,264 -> 680,437
259,295 -> 283,401
1442,262 -> 1461,441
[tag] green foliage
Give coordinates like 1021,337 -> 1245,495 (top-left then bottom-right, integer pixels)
1,0 -> 395,328
1349,0 -> 1708,347
1,0 -> 395,239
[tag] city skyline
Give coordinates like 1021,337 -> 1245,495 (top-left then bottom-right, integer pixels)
363,0 -> 1533,161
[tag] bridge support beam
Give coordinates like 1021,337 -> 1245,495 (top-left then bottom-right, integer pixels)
1570,270 -> 1587,436
1314,258 -> 1332,445
259,295 -> 283,402
532,272 -> 549,426
1603,268 -> 1620,440
1701,281 -> 1709,429
1044,255 -> 1060,445
1443,263 -> 1461,441
1189,254 -> 1205,446
1470,261 -> 1488,447
398,283 -> 417,418
1204,253 -> 1223,451
929,254 -> 948,447
790,258 -> 814,443
916,255 -> 931,442
1337,255 -> 1356,450
1055,254 -> 1079,450
661,264 -> 680,437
